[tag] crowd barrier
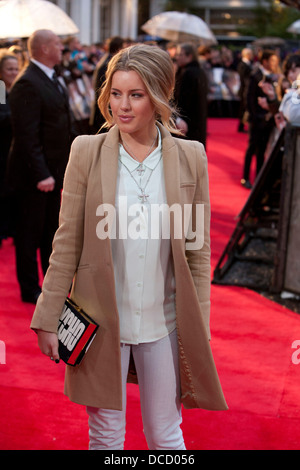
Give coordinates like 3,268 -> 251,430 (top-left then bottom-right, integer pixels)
213,124 -> 300,299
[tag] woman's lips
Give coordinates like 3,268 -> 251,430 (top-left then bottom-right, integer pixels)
118,115 -> 134,123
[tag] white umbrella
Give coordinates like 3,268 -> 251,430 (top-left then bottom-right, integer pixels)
0,0 -> 79,39
287,19 -> 300,34
141,11 -> 217,45
252,36 -> 286,47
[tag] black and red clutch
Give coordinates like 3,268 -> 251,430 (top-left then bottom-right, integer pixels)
58,298 -> 99,366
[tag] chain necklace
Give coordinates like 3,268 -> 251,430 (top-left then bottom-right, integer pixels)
119,129 -> 161,204
120,156 -> 162,204
121,129 -> 158,165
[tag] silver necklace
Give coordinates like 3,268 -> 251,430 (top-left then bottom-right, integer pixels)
121,129 -> 158,168
119,131 -> 161,204
120,157 -> 162,204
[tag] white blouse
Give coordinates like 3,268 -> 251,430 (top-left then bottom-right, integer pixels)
111,129 -> 177,344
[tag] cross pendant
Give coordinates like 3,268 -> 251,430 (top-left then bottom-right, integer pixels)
138,191 -> 149,203
137,164 -> 145,176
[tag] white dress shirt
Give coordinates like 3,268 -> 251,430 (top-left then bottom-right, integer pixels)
30,59 -> 66,92
111,129 -> 177,344
30,58 -> 55,80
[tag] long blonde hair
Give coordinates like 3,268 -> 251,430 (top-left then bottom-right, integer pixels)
98,43 -> 179,133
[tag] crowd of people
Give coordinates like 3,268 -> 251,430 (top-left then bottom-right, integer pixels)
1,27 -> 300,450
1,31 -> 300,294
238,48 -> 300,189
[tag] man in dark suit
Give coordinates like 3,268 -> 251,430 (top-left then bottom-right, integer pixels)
7,29 -> 73,303
174,43 -> 208,148
241,49 -> 279,189
237,48 -> 253,132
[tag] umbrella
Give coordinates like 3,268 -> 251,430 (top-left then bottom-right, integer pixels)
0,0 -> 79,39
141,11 -> 217,45
287,19 -> 300,34
252,36 -> 286,47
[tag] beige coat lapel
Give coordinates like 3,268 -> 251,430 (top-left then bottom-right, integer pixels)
159,124 -> 186,259
100,125 -> 120,208
159,123 -> 181,210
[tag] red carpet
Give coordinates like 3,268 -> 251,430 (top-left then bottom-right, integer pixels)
1,118 -> 300,450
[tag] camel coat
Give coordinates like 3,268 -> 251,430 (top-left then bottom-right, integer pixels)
31,123 -> 227,411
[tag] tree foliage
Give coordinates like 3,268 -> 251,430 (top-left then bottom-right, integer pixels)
238,0 -> 300,38
164,0 -> 300,38
164,0 -> 197,12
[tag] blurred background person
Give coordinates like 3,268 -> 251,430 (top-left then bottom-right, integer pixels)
7,30 -> 74,304
174,43 -> 208,148
241,50 -> 279,189
263,55 -> 300,129
66,36 -> 94,76
0,51 -> 19,245
281,53 -> 300,93
7,44 -> 29,70
256,53 -> 300,134
279,71 -> 300,127
237,48 -> 253,133
89,36 -> 124,134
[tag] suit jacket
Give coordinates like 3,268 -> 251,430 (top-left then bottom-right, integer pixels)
237,60 -> 252,103
174,60 -> 208,147
0,92 -> 12,186
31,123 -> 227,412
246,66 -> 276,126
7,61 -> 72,191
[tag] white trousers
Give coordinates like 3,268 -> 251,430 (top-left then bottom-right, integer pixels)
87,329 -> 186,450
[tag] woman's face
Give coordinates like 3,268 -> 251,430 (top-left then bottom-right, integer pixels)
287,64 -> 300,85
0,58 -> 19,89
109,70 -> 156,136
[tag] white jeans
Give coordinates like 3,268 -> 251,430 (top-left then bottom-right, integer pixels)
87,329 -> 185,450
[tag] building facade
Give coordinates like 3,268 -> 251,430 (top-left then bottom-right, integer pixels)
189,0 -> 275,36
50,0 -> 139,44
49,0 -> 277,45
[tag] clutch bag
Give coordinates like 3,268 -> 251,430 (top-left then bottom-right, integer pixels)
58,298 -> 99,366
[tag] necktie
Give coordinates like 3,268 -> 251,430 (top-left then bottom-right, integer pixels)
52,72 -> 64,95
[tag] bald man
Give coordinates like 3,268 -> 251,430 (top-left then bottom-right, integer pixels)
7,29 -> 74,304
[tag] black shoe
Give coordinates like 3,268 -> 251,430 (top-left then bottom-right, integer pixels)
21,291 -> 41,304
241,179 -> 252,189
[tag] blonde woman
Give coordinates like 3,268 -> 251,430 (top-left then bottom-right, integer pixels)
31,44 -> 227,450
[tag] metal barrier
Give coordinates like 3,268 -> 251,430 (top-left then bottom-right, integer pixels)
212,124 -> 300,299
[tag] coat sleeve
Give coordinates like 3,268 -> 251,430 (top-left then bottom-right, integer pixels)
30,135 -> 90,333
185,141 -> 211,339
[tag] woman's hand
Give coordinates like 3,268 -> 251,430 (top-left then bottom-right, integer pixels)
257,96 -> 269,110
259,80 -> 276,101
37,330 -> 60,363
